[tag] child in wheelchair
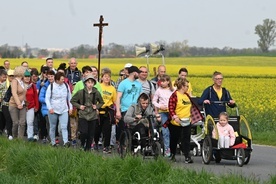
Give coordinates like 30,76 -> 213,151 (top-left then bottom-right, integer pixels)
124,93 -> 161,150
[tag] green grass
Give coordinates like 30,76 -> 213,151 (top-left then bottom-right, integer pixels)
0,137 -> 270,184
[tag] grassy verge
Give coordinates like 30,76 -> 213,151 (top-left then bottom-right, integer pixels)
0,137 -> 272,184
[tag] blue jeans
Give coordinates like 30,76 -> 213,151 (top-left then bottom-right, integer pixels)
160,112 -> 170,150
48,112 -> 69,145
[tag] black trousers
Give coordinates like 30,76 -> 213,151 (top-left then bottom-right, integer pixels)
2,105 -> 12,136
116,111 -> 126,141
78,118 -> 96,151
95,114 -> 112,148
168,123 -> 191,157
0,111 -> 5,133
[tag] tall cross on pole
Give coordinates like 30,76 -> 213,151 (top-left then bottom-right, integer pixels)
93,15 -> 108,82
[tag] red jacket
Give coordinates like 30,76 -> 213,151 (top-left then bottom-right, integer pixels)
26,83 -> 39,110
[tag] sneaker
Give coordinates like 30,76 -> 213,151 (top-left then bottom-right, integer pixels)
55,139 -> 60,145
184,157 -> 194,164
103,147 -> 108,154
103,147 -> 111,154
33,135 -> 39,141
28,137 -> 34,142
71,140 -> 77,146
170,154 -> 176,162
64,142 -> 71,148
165,148 -> 171,157
8,135 -> 13,140
42,137 -> 48,144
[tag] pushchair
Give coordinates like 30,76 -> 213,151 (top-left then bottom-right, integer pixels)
201,101 -> 253,167
189,97 -> 205,156
118,114 -> 163,159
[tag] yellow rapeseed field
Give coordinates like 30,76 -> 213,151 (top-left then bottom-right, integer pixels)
2,57 -> 276,136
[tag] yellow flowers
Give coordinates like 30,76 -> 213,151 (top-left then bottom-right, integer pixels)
3,56 -> 276,132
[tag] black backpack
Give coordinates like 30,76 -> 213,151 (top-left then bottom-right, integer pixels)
3,86 -> 12,102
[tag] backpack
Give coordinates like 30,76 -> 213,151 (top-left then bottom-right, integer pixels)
50,82 -> 69,99
3,85 -> 12,102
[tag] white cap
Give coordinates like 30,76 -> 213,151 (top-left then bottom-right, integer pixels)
124,63 -> 132,68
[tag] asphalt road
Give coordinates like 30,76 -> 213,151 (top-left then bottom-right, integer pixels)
172,144 -> 276,182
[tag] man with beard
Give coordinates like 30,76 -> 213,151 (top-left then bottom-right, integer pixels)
115,66 -> 142,142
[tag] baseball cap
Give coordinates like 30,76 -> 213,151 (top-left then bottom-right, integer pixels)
24,70 -> 31,77
84,75 -> 97,84
124,63 -> 132,68
7,70 -> 14,76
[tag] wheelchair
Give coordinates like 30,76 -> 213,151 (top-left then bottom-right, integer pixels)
118,114 -> 163,159
201,101 -> 253,167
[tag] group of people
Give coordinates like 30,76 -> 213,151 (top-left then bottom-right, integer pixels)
0,58 -> 236,164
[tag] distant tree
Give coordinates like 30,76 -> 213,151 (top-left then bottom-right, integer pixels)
255,19 -> 276,53
108,43 -> 125,57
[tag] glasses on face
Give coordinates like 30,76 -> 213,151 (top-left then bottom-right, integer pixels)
214,78 -> 223,80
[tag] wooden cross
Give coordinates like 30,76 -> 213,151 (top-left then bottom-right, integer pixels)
93,15 -> 108,81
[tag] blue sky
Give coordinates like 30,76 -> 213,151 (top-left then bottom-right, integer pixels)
1,0 -> 276,49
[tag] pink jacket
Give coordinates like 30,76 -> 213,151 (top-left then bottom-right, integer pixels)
152,87 -> 174,111
216,123 -> 236,146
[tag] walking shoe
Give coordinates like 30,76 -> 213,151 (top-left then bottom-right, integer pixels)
8,135 -> 13,140
33,135 -> 39,141
28,137 -> 34,142
184,157 -> 194,164
64,142 -> 71,148
42,137 -> 49,144
71,140 -> 77,146
165,148 -> 171,158
103,147 -> 111,154
55,139 -> 60,145
170,154 -> 176,162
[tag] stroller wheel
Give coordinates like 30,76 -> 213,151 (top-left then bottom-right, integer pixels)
202,136 -> 213,164
236,148 -> 245,167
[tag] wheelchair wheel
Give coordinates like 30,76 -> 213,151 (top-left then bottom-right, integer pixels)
202,136 -> 213,164
237,148 -> 245,167
119,130 -> 132,158
153,142 -> 162,159
244,153 -> 251,165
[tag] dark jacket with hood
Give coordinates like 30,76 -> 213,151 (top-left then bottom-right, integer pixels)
124,93 -> 155,128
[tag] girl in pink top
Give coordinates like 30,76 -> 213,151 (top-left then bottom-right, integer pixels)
214,112 -> 235,148
152,74 -> 174,157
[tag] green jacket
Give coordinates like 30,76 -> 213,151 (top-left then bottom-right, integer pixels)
72,80 -> 102,97
70,87 -> 104,121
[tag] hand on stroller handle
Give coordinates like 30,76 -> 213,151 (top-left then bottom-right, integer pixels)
203,100 -> 235,105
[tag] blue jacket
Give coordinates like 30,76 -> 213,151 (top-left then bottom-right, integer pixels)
198,85 -> 235,118
39,80 -> 50,117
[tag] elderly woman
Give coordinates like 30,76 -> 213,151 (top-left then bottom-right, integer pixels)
9,66 -> 27,139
